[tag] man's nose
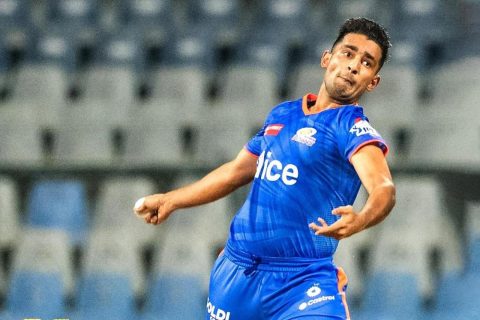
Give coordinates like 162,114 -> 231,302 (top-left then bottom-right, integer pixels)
348,61 -> 360,74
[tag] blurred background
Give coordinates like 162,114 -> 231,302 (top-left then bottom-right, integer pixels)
0,0 -> 478,319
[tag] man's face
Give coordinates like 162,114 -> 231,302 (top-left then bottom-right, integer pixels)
321,33 -> 383,104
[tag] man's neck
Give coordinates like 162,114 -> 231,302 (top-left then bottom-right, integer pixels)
309,83 -> 357,112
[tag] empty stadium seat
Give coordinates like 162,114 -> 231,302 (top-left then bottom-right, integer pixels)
141,274 -> 205,320
122,111 -> 187,166
11,228 -> 74,297
5,271 -> 66,319
118,0 -> 174,47
143,222 -> 210,319
45,0 -> 99,27
368,176 -> 462,299
409,66 -> 480,170
430,271 -> 480,319
2,29 -> 75,129
148,30 -> 215,120
251,0 -> 311,45
26,179 -> 89,245
394,0 -> 460,40
151,211 -> 217,291
74,272 -> 136,320
356,271 -> 423,320
69,32 -> 143,128
0,112 -> 44,165
192,107 -> 259,166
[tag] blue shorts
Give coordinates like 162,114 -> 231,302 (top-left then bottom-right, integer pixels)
206,243 -> 350,320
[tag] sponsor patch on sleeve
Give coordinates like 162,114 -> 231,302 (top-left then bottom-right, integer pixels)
349,120 -> 380,137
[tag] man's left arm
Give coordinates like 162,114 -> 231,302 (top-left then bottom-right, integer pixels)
309,144 -> 396,239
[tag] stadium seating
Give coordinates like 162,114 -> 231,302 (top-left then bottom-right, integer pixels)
5,271 -> 66,319
466,202 -> 480,272
117,0 -> 174,48
370,175 -> 462,299
186,0 -> 242,46
81,229 -> 145,297
429,271 -> 480,319
0,176 -> 19,248
251,0 -> 311,45
10,228 -> 74,298
26,179 -> 89,246
45,0 -> 100,28
409,55 -> 480,168
0,112 -> 44,165
355,271 -> 423,320
362,41 -> 420,164
1,29 -> 75,130
93,176 -> 157,249
74,272 -> 136,320
0,1 -> 478,318
148,30 -> 215,119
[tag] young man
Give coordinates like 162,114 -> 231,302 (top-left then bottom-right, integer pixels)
134,18 -> 396,320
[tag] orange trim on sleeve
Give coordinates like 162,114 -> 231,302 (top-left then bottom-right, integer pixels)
348,139 -> 389,163
336,267 -> 351,320
243,146 -> 259,158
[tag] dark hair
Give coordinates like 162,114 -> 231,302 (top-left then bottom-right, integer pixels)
332,18 -> 391,69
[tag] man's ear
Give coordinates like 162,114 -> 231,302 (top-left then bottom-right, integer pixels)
320,50 -> 331,69
366,74 -> 381,92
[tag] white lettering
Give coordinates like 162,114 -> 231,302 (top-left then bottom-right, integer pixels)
266,160 -> 282,181
207,299 -> 231,320
282,164 -> 298,185
254,151 -> 298,185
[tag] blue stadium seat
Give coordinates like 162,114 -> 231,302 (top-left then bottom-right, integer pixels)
161,30 -> 216,72
5,271 -> 66,319
141,274 -> 205,320
45,0 -> 99,27
251,0 -> 311,45
391,0 -> 460,42
430,272 -> 480,319
187,0 -> 242,46
26,179 -> 89,245
75,273 -> 137,320
356,271 -> 424,320
117,0 -> 174,49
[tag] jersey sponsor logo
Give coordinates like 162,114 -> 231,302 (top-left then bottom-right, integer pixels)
349,119 -> 380,137
207,299 -> 231,320
298,295 -> 336,311
307,284 -> 322,297
255,151 -> 299,185
265,124 -> 284,136
292,127 -> 317,146
298,284 -> 335,311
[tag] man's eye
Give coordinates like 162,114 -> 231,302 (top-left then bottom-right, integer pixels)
362,60 -> 371,67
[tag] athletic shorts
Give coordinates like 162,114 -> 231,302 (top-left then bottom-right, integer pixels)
206,243 -> 350,320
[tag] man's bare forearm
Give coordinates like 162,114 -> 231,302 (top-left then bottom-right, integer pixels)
167,160 -> 254,210
358,181 -> 396,229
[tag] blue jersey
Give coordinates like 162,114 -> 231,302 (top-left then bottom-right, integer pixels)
227,94 -> 388,259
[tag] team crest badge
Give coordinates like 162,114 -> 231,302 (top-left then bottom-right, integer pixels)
292,127 -> 317,146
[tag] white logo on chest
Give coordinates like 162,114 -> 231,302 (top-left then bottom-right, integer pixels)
292,127 -> 317,146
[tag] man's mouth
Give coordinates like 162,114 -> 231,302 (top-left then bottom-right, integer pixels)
338,76 -> 354,85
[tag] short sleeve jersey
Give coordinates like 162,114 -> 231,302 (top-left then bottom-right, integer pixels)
227,94 -> 388,259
